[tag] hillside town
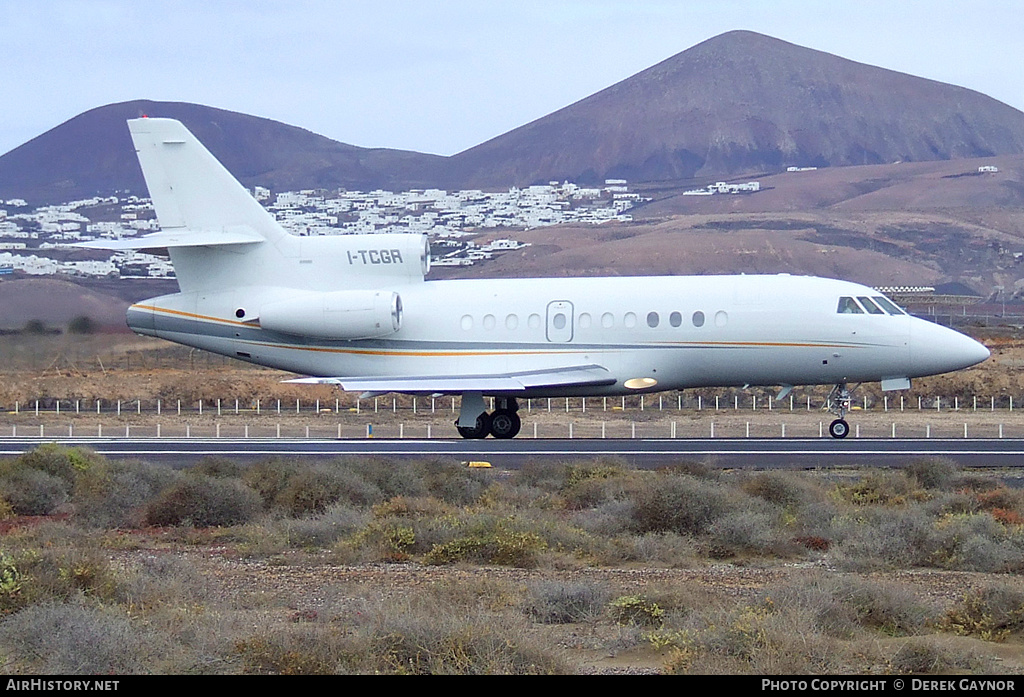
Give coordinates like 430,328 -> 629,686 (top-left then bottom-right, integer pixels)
0,180 -> 647,279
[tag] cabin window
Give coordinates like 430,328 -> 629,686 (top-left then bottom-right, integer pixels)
578,312 -> 592,329
857,297 -> 885,315
715,310 -> 728,327
692,311 -> 705,327
461,315 -> 473,330
552,313 -> 567,330
483,314 -> 496,330
669,311 -> 682,328
647,312 -> 659,328
528,314 -> 541,329
624,312 -> 637,328
837,297 -> 864,314
505,314 -> 519,330
873,296 -> 906,315
601,312 -> 614,328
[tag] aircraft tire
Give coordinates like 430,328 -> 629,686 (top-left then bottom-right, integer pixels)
489,410 -> 521,439
829,419 -> 850,439
456,412 -> 492,439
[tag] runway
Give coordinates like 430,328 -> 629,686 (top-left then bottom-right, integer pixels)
1,437 -> 1024,468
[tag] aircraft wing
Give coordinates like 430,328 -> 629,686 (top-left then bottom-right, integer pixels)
285,364 -> 616,394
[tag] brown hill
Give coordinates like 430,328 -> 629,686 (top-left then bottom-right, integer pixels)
0,277 -> 130,331
636,153 -> 1024,216
446,30 -> 1024,187
0,101 -> 447,204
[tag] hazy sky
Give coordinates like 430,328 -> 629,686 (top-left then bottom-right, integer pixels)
2,0 -> 1022,157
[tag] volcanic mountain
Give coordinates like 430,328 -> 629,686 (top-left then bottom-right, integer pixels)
3,31 -> 1024,203
445,30 -> 1024,187
0,100 -> 447,203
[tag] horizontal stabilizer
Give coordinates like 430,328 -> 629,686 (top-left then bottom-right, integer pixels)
285,364 -> 616,394
76,227 -> 264,251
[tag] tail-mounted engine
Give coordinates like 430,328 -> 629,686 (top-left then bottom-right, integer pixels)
259,289 -> 402,340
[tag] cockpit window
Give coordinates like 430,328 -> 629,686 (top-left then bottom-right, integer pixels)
872,296 -> 906,315
837,296 -> 864,314
857,296 -> 885,315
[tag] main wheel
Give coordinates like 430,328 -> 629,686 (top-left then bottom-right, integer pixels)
456,412 -> 492,439
489,410 -> 521,439
829,418 -> 850,439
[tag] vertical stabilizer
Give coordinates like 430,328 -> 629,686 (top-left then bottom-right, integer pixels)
127,117 -> 287,243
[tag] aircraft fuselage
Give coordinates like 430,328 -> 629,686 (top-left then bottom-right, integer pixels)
127,273 -> 983,398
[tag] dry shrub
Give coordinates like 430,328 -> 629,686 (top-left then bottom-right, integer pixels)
832,470 -> 924,507
0,468 -> 68,515
769,572 -> 938,639
10,444 -> 102,487
828,576 -> 936,635
240,457 -> 300,508
974,486 -> 1024,514
234,634 -> 336,675
0,601 -> 172,674
888,637 -> 984,674
143,475 -> 261,527
608,594 -> 665,627
273,466 -> 380,516
942,584 -> 1024,641
345,457 -> 428,501
415,458 -> 489,506
191,456 -> 244,479
830,508 -> 937,570
523,580 -> 612,624
741,471 -> 824,508
905,457 -> 960,490
360,597 -> 573,674
425,527 -> 547,567
276,503 -> 368,549
73,459 -> 184,528
630,474 -> 732,536
705,509 -> 797,559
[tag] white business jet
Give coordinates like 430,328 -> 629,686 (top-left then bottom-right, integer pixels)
82,118 -> 990,439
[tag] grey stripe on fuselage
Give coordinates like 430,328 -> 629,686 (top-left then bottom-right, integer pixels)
144,311 -> 881,354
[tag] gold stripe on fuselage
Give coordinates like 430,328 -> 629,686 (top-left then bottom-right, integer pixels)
137,304 -> 870,356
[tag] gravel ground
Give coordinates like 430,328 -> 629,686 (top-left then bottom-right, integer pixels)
107,544 -> 1024,675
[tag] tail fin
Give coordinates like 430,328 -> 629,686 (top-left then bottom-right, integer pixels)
127,117 -> 287,244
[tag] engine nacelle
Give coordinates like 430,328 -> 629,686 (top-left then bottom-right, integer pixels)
259,289 -> 402,340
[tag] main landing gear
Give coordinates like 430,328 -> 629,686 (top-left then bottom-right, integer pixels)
825,383 -> 852,439
456,397 -> 521,439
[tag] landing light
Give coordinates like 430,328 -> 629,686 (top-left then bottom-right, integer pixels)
624,377 -> 658,390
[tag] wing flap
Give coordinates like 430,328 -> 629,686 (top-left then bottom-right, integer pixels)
285,364 -> 616,394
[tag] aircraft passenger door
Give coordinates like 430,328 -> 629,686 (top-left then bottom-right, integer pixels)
546,301 -> 574,342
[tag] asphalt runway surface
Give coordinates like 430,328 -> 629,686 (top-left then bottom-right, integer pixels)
2,437 -> 1024,468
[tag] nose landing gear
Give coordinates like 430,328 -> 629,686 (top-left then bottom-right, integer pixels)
825,383 -> 852,439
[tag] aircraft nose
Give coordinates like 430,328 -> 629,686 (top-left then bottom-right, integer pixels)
910,319 -> 989,375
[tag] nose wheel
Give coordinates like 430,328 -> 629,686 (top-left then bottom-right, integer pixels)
828,418 -> 850,439
824,383 -> 853,439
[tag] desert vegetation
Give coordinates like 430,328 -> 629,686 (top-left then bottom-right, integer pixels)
1,445 -> 1024,673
